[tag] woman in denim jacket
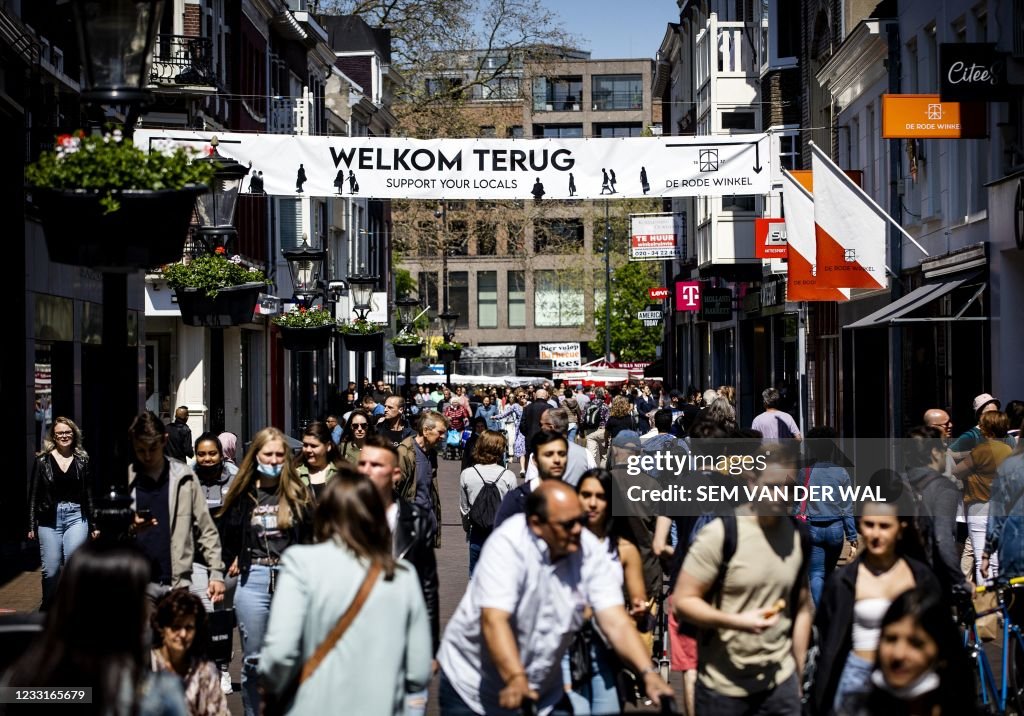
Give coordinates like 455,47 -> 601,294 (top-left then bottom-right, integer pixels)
801,426 -> 858,607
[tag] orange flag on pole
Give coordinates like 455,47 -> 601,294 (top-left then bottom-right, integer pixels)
782,169 -> 850,301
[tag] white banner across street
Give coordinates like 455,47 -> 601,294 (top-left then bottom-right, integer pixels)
134,130 -> 771,201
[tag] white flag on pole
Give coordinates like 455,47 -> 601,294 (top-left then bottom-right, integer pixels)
811,144 -> 887,290
782,170 -> 849,301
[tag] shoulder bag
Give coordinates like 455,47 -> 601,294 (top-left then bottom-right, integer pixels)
262,562 -> 382,715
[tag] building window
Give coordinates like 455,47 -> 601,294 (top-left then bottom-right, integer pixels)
476,221 -> 497,255
479,126 -> 496,137
449,271 -> 469,328
532,76 -> 583,111
506,125 -> 524,138
722,195 -> 756,212
418,272 -> 439,317
425,77 -> 462,98
721,111 -> 756,131
508,271 -> 526,327
533,218 -> 584,254
594,123 -> 643,137
506,220 -> 525,255
591,74 -> 642,111
534,271 -> 583,327
534,124 -> 583,138
478,271 -> 498,328
448,220 -> 469,256
779,132 -> 800,170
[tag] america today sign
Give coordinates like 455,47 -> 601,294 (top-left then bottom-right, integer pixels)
134,130 -> 771,201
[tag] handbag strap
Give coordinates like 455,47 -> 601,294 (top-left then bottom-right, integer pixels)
298,561 -> 381,684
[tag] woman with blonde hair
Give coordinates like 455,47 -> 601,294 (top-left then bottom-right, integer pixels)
717,385 -> 736,406
26,416 -> 94,610
258,468 -> 431,715
218,427 -> 314,716
494,390 -> 529,472
604,394 -> 635,443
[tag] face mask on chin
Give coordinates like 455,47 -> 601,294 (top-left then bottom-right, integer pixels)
195,462 -> 223,480
256,462 -> 283,478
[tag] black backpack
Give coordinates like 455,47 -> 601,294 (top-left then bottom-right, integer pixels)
467,467 -> 506,535
583,403 -> 602,432
775,416 -> 795,439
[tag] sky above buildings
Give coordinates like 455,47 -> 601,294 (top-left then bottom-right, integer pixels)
555,0 -> 679,59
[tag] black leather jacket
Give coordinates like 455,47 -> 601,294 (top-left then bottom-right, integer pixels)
395,496 -> 440,654
27,450 -> 95,533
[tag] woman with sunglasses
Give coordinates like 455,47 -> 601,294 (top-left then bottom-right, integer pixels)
338,409 -> 372,465
27,416 -> 95,610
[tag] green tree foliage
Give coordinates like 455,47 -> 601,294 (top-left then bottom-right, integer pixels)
590,259 -> 662,363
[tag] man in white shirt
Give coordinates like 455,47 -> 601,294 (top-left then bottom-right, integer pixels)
437,480 -> 674,715
750,387 -> 801,443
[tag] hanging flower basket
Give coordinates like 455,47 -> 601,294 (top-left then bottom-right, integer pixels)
278,324 -> 335,351
174,282 -> 264,327
437,347 -> 463,364
393,341 -> 424,360
32,186 -> 205,271
342,331 -> 384,353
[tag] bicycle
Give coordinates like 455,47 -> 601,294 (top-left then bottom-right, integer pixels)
969,576 -> 1024,714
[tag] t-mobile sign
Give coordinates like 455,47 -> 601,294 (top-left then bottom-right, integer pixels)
675,281 -> 702,312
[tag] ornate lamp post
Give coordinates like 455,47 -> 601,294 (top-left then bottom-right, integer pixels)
193,136 -> 249,255
438,308 -> 461,389
394,295 -> 423,408
280,236 -> 329,434
191,138 -> 251,432
344,272 -> 381,399
68,0 -> 164,538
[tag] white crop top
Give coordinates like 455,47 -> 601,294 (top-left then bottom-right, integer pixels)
851,598 -> 891,651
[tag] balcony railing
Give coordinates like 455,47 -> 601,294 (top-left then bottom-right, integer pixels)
151,34 -> 216,87
590,91 -> 643,111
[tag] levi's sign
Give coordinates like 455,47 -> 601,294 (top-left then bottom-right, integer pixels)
134,130 -> 772,201
648,287 -> 671,300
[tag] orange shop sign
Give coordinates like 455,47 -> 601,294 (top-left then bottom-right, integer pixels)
882,94 -> 968,138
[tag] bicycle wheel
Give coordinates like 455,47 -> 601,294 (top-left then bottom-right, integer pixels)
1007,629 -> 1024,715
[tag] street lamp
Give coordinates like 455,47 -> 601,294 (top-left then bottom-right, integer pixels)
69,0 -> 163,537
438,308 -> 460,388
282,234 -> 327,306
193,136 -> 249,255
280,235 -> 329,434
395,295 -> 423,408
346,271 -> 379,398
72,0 -> 164,108
191,137 -> 251,433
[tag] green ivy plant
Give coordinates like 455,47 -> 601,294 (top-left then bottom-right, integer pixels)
272,305 -> 338,328
338,317 -> 386,335
163,250 -> 268,298
25,129 -> 214,214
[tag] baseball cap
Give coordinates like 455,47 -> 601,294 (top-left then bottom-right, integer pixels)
611,430 -> 642,450
973,393 -> 1000,415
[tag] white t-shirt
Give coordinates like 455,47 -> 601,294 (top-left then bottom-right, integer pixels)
437,514 -> 623,715
751,410 -> 801,442
459,464 -> 517,518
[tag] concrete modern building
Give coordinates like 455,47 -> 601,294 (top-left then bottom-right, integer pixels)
395,54 -> 660,374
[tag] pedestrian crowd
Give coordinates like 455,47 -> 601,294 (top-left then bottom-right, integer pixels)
10,379 -> 1024,716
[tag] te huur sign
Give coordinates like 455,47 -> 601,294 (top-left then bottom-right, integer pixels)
881,94 -> 986,139
940,43 -> 1016,103
699,288 -> 733,322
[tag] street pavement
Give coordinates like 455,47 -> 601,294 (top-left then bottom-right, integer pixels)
0,450 -> 679,714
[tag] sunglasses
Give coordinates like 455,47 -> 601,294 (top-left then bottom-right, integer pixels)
550,515 -> 589,531
350,423 -> 368,430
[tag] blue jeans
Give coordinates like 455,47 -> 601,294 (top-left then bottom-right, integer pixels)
560,637 -> 620,715
834,652 -> 873,713
439,671 -> 572,716
235,565 -> 274,716
808,520 -> 845,608
38,502 -> 89,610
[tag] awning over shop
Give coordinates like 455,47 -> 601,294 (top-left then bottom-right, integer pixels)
844,272 -> 986,329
